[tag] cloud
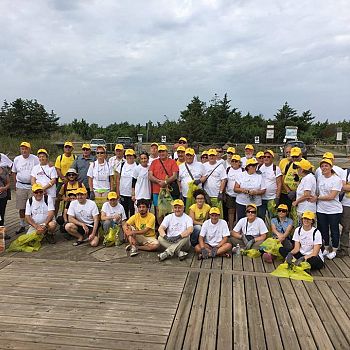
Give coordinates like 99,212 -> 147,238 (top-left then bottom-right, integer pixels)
0,0 -> 349,125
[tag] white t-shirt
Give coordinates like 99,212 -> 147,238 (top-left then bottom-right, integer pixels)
101,202 -> 126,221
161,213 -> 193,238
148,156 -> 159,165
12,154 -> 39,189
67,199 -> 99,225
108,157 -> 124,172
315,165 -> 344,180
341,169 -> 350,207
226,167 -> 244,197
0,153 -> 13,168
241,156 -> 254,168
202,162 -> 227,197
316,174 -> 343,214
292,226 -> 324,261
179,161 -> 204,198
296,173 -> 317,214
87,161 -> 113,191
117,162 -> 138,197
233,217 -> 268,238
259,164 -> 282,200
133,164 -> 151,200
25,196 -> 55,225
235,172 -> 266,206
31,164 -> 58,198
200,219 -> 230,246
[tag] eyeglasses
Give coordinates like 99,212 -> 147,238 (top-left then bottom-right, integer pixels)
246,210 -> 257,214
201,156 -> 208,159
96,152 -> 105,154
34,190 -> 44,194
179,141 -> 186,144
277,209 -> 288,213
64,146 -> 72,148
227,152 -> 234,155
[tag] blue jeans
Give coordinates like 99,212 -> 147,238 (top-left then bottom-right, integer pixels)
191,225 -> 202,247
317,212 -> 342,248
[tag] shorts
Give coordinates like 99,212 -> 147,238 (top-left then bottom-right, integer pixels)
135,235 -> 158,246
16,188 -> 32,210
152,194 -> 159,207
225,195 -> 236,209
76,223 -> 101,236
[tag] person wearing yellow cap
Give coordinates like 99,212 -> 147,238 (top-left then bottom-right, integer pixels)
241,144 -> 255,168
157,199 -> 193,261
280,211 -> 324,270
315,152 -> 345,179
200,151 -> 209,164
148,142 -> 159,165
215,146 -> 225,165
25,184 -> 56,241
66,187 -> 100,246
71,144 -> 96,195
109,144 -> 125,173
172,137 -> 188,162
176,145 -> 186,166
58,168 -> 86,203
224,147 -> 236,169
255,151 -> 265,169
12,141 -> 39,234
195,207 -> 232,259
234,158 -> 266,221
315,158 -> 343,259
231,204 -> 268,250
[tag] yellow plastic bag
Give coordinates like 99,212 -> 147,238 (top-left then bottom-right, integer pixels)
290,206 -> 299,229
270,261 -> 313,282
158,188 -> 173,218
7,232 -> 43,252
94,196 -> 107,211
103,225 -> 121,247
259,238 -> 283,258
185,181 -> 199,214
241,249 -> 261,258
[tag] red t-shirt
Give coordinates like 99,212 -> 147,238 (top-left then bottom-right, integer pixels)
149,158 -> 179,194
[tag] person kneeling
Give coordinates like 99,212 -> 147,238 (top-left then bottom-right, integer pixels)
195,207 -> 232,259
279,210 -> 324,270
158,199 -> 193,261
231,204 -> 268,250
124,198 -> 160,257
66,187 -> 100,247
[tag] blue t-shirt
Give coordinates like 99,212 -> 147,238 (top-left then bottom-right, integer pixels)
271,217 -> 293,234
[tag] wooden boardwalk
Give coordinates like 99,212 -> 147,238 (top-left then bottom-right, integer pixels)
1,198 -> 350,349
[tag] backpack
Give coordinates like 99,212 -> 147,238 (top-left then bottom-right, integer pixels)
29,194 -> 48,206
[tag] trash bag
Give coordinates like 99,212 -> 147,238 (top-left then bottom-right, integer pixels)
94,196 -> 107,211
7,232 -> 43,252
185,181 -> 199,214
241,249 -> 261,258
290,206 -> 299,229
267,199 -> 277,218
270,261 -> 313,282
103,225 -> 120,247
259,238 -> 283,258
158,188 -> 173,218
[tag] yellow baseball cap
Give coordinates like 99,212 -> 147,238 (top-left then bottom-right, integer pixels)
226,147 -> 236,154
323,152 -> 334,160
246,203 -> 257,210
245,158 -> 258,167
302,211 -> 316,220
256,151 -> 264,158
37,148 -> 48,156
201,151 -> 208,156
20,141 -> 31,148
290,147 -> 301,157
67,190 -> 77,197
277,204 -> 289,211
64,141 -> 74,148
150,142 -> 159,147
177,146 -> 186,152
32,183 -> 43,192
320,158 -> 333,167
245,144 -> 254,150
125,149 -> 136,156
107,191 -> 118,200
185,148 -> 195,156
208,149 -> 217,156
264,149 -> 275,157
294,159 -> 313,171
82,143 -> 91,149
75,187 -> 88,195
158,144 -> 168,151
115,144 -> 124,150
209,207 -> 220,215
231,154 -> 241,161
172,199 -> 184,206
179,137 -> 187,143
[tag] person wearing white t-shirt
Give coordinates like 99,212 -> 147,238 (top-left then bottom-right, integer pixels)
234,158 -> 266,221
12,141 -> 39,234
66,187 -> 100,247
158,199 -> 193,261
231,204 -> 268,250
292,159 -> 316,221
132,152 -> 151,205
195,207 -> 232,259
0,153 -> 13,168
315,152 -> 344,180
315,159 -> 343,259
280,211 -> 324,270
340,166 -> 350,256
148,142 -> 159,165
25,184 -> 56,241
241,144 -> 255,168
108,144 -> 125,173
31,149 -> 58,200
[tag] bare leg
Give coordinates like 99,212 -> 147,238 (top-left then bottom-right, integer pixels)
217,242 -> 233,256
65,223 -> 83,240
228,208 -> 236,230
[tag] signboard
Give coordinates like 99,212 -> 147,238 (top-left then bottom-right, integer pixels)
254,136 -> 260,144
161,135 -> 167,143
336,128 -> 342,141
285,126 -> 298,139
137,134 -> 143,142
266,129 -> 274,139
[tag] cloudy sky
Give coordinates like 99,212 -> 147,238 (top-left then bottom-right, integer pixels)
1,0 -> 350,125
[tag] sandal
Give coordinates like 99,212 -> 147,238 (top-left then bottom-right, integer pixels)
224,253 -> 231,258
73,240 -> 85,246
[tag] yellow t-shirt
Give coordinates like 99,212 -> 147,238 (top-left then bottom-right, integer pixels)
127,212 -> 156,238
176,160 -> 185,166
279,158 -> 289,173
189,203 -> 211,223
59,181 -> 86,197
281,160 -> 301,193
55,154 -> 76,182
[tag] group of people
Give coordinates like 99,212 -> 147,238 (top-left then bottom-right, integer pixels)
1,138 -> 349,269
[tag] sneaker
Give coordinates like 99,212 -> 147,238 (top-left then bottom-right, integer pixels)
130,246 -> 139,257
327,251 -> 337,260
263,252 -> 273,263
158,251 -> 169,261
15,226 -> 26,235
323,249 -> 330,257
178,251 -> 188,261
125,244 -> 131,251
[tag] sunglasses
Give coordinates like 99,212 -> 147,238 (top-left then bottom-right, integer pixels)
277,209 -> 288,213
246,210 -> 257,214
82,148 -> 90,151
67,173 -> 76,177
64,146 -> 72,148
264,156 -> 272,159
96,152 -> 105,154
179,141 -> 187,144
201,156 -> 208,159
227,152 -> 234,155
34,190 -> 44,194
291,156 -> 300,159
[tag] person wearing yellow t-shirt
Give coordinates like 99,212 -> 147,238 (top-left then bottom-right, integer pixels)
58,168 -> 86,201
124,198 -> 160,256
189,189 -> 211,246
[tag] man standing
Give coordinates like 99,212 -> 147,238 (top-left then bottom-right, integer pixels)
72,143 -> 96,196
158,199 -> 193,261
108,144 -> 125,173
148,142 -> 159,165
12,142 -> 39,234
241,144 -> 255,168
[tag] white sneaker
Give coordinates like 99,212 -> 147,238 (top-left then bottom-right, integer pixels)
323,249 -> 330,257
158,251 -> 169,261
178,251 -> 188,261
327,251 -> 336,260
130,246 -> 139,257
